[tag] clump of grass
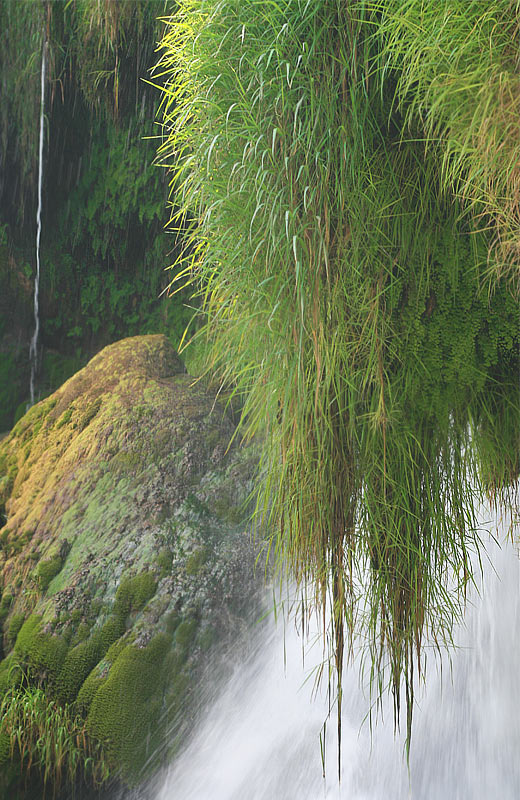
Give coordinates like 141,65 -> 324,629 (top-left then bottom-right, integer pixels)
0,683 -> 110,792
157,0 -> 520,763
370,0 -> 520,288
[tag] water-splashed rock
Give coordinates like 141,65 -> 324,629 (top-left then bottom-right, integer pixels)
0,334 -> 261,788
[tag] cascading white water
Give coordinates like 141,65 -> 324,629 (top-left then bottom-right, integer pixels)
29,38 -> 48,406
157,504 -> 519,799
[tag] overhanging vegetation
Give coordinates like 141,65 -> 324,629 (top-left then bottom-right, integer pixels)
158,0 -> 520,760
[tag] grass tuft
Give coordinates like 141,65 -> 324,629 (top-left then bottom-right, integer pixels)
156,0 -> 520,762
0,683 -> 110,792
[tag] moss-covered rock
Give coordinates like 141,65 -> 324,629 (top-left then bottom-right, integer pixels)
35,554 -> 63,590
14,615 -> 68,682
87,634 -> 170,778
0,335 -> 261,787
5,614 -> 24,650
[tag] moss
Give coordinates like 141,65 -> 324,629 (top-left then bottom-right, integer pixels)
175,618 -> 199,653
0,448 -> 18,504
213,497 -> 243,525
55,407 -> 74,429
57,639 -> 100,705
185,547 -> 208,576
75,661 -> 109,716
6,614 -> 24,649
0,593 -> 13,625
113,572 -> 157,618
0,653 -> 22,698
11,397 -> 57,444
70,608 -> 83,627
86,634 -> 170,778
156,548 -> 173,578
70,621 -> 90,646
165,611 -> 180,636
14,614 -> 68,684
35,554 -> 63,591
58,611 -> 128,705
110,450 -> 143,474
77,398 -> 102,432
99,614 -> 126,646
185,493 -> 210,518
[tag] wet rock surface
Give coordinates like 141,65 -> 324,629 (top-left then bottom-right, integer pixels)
0,335 -> 262,786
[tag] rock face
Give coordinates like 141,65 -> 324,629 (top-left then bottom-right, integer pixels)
0,335 -> 260,788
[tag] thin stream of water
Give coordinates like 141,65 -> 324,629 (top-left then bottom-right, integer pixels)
157,506 -> 519,799
29,38 -> 47,406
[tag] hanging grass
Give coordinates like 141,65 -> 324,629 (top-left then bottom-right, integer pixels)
371,0 -> 520,288
157,0 -> 520,761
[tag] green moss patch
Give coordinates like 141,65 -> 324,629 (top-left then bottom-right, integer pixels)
35,554 -> 63,591
6,614 -> 24,650
14,615 -> 68,685
86,634 -> 170,778
113,572 -> 157,618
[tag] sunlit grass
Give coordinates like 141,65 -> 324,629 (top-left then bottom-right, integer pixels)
157,0 -> 520,760
1,683 -> 110,792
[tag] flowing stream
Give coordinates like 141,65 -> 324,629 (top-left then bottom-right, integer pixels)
157,504 -> 519,799
29,38 -> 48,406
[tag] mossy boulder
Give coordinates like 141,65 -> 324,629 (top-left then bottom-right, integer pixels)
0,335 -> 261,785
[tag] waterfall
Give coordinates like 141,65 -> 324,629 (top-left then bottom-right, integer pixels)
156,503 -> 519,799
29,38 -> 48,406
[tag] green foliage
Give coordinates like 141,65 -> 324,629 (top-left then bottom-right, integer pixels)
0,0 -> 191,422
372,0 -> 520,286
159,0 -> 520,752
58,624 -> 118,706
0,594 -> 13,627
0,654 -> 22,699
0,684 -> 110,791
15,615 -> 68,685
6,615 -> 25,651
0,0 -> 44,226
113,571 -> 157,618
0,354 -> 20,432
86,634 -> 169,778
35,555 -> 63,591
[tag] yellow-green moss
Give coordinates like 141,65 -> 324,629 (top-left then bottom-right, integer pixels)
77,398 -> 102,432
58,639 -> 104,705
35,554 -> 63,591
55,406 -> 74,429
70,621 -> 91,646
86,634 -> 169,778
110,450 -> 144,475
0,594 -> 13,625
58,615 -> 125,704
113,572 -> 157,618
14,615 -> 68,684
75,661 -> 110,716
10,397 -> 57,444
6,614 -> 24,649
